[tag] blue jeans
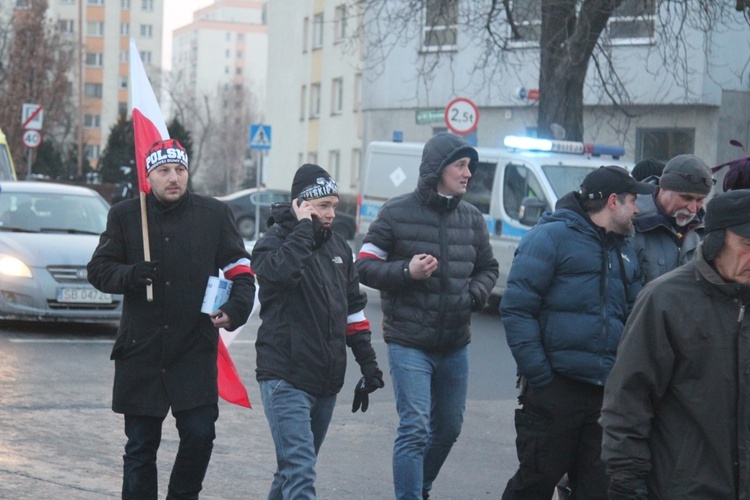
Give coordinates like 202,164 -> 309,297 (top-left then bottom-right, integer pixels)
260,379 -> 337,500
122,404 -> 219,500
388,343 -> 469,500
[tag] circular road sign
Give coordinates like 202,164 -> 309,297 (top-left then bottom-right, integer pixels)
444,97 -> 479,135
22,129 -> 42,149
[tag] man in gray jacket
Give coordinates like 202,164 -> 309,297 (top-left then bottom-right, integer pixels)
632,154 -> 714,283
602,189 -> 750,499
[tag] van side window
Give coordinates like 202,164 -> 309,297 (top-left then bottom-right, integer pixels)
503,163 -> 547,220
463,161 -> 495,215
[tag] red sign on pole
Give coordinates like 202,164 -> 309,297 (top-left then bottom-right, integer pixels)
444,98 -> 479,135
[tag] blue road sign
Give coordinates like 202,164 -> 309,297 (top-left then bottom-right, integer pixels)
249,124 -> 271,150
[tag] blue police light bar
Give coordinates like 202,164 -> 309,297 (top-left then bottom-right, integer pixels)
503,135 -> 625,158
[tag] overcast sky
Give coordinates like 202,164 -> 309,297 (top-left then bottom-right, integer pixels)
161,0 -> 213,69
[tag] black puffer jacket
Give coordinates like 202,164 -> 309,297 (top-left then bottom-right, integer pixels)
356,133 -> 499,352
252,204 -> 374,397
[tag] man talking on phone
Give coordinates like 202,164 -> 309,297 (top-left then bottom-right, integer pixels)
251,163 -> 384,499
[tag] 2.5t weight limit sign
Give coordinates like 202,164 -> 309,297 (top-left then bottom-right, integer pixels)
444,98 -> 479,135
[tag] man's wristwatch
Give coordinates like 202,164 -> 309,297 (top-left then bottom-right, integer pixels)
402,262 -> 411,280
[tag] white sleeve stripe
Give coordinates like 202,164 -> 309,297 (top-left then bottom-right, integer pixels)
347,310 -> 366,323
359,242 -> 388,260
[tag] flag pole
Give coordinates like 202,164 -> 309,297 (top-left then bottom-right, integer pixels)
139,191 -> 153,301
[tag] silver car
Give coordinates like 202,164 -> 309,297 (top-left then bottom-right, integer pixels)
0,181 -> 122,323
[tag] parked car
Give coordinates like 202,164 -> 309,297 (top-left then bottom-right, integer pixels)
217,187 -> 356,241
0,181 -> 122,323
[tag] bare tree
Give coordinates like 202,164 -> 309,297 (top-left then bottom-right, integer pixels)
351,0 -> 750,141
0,0 -> 75,174
166,70 -> 262,195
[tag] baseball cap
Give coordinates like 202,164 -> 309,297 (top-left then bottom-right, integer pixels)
579,165 -> 655,200
704,189 -> 750,237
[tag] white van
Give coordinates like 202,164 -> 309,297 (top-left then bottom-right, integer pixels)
356,136 -> 631,300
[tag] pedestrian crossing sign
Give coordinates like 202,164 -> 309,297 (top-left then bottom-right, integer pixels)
249,124 -> 271,150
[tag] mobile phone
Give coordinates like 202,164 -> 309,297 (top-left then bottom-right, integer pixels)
297,198 -> 304,207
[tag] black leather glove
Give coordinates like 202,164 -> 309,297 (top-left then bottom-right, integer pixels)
351,364 -> 384,413
128,260 -> 158,288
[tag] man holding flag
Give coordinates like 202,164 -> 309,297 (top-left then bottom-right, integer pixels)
88,138 -> 255,499
87,40 -> 254,500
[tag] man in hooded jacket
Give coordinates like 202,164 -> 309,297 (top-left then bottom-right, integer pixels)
356,132 -> 499,500
500,165 -> 651,499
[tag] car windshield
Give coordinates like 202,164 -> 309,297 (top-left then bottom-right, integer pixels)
0,191 -> 109,234
541,165 -> 598,199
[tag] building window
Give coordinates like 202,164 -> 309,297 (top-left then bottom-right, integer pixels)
118,102 -> 128,116
84,83 -> 103,98
331,77 -> 343,115
85,52 -> 103,67
141,0 -> 153,11
309,83 -> 321,118
423,0 -> 458,52
300,85 -> 307,120
60,0 -> 75,5
354,73 -> 362,112
237,50 -> 242,58
334,4 -> 347,42
84,114 -> 101,128
608,0 -> 656,43
120,50 -> 129,63
350,149 -> 361,188
15,0 -> 32,9
120,23 -> 130,36
87,0 -> 104,5
121,0 -> 130,9
226,32 -> 232,41
86,21 -> 105,36
238,33 -> 243,41
636,128 -> 695,163
308,152 -> 318,164
119,76 -> 128,89
140,51 -> 152,64
298,153 -> 305,167
329,150 -> 341,180
140,24 -> 153,38
302,17 -> 309,52
236,67 -> 242,75
508,0 -> 541,46
84,145 -> 101,161
313,13 -> 324,49
58,19 -> 75,34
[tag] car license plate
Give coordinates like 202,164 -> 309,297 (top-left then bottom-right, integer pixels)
57,287 -> 112,304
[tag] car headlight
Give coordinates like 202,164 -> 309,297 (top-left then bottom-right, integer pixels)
0,255 -> 33,278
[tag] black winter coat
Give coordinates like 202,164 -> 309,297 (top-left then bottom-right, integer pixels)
356,133 -> 499,352
252,204 -> 370,397
87,191 -> 255,417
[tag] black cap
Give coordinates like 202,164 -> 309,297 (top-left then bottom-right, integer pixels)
579,165 -> 655,200
704,189 -> 750,237
291,163 -> 339,200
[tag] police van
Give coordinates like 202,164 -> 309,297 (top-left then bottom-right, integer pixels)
356,136 -> 631,300
0,127 -> 17,181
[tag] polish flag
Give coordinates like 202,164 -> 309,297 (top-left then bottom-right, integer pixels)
130,39 -> 251,408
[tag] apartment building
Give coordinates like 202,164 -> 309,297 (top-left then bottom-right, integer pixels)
264,0 -> 363,195
171,0 -> 267,104
47,0 -> 164,166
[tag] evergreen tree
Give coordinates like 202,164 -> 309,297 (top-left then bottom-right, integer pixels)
99,115 -> 136,184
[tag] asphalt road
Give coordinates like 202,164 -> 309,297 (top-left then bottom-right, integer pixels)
0,289 -> 521,499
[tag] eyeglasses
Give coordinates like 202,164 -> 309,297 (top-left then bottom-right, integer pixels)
671,171 -> 716,187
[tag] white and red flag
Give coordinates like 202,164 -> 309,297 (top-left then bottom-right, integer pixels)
129,39 -> 251,408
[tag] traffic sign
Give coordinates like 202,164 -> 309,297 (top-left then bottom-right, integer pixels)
21,103 -> 43,131
22,129 -> 42,149
444,98 -> 479,135
249,124 -> 271,150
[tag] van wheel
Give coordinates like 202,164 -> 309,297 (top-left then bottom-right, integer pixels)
237,217 -> 255,240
